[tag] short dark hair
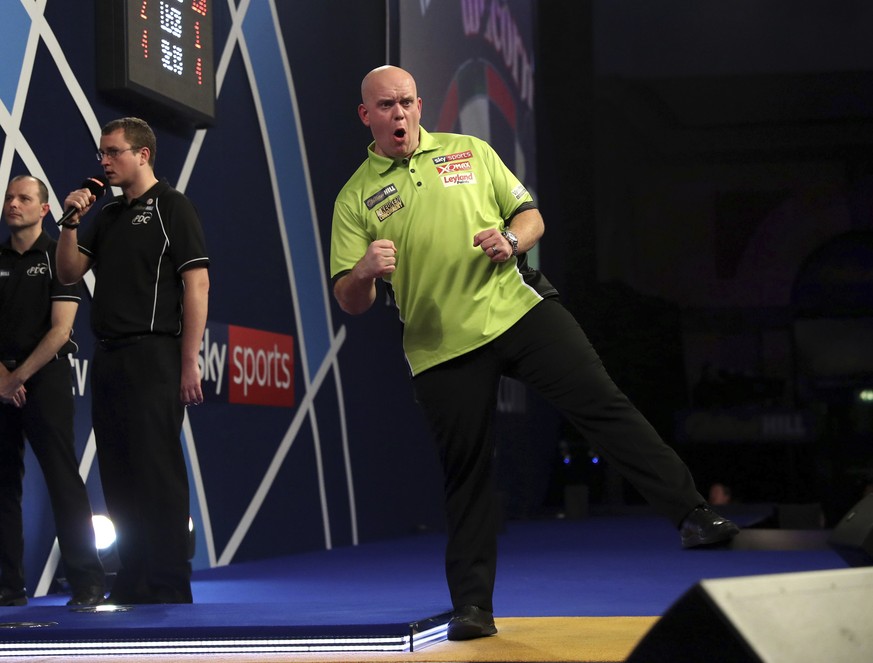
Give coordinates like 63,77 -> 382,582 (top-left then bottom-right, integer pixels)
9,174 -> 49,204
102,117 -> 157,167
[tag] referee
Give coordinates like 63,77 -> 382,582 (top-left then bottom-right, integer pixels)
57,118 -> 209,604
0,175 -> 105,607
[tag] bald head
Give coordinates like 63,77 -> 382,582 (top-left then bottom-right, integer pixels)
361,65 -> 417,105
358,66 -> 423,159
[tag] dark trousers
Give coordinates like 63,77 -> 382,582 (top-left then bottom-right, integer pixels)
0,358 -> 104,594
413,298 -> 704,612
92,335 -> 192,603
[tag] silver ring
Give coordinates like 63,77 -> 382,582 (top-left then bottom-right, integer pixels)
491,246 -> 497,255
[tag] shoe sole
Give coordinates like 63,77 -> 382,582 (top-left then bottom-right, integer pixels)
447,623 -> 498,641
682,525 -> 740,549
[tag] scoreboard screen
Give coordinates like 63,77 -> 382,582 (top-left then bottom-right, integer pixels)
97,0 -> 216,126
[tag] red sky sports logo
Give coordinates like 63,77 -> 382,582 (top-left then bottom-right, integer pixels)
431,149 -> 473,164
436,160 -> 472,175
200,323 -> 295,408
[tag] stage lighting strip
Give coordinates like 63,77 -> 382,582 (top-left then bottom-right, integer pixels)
0,622 -> 449,656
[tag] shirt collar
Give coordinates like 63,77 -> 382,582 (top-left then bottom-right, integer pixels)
366,127 -> 440,175
0,230 -> 52,255
117,178 -> 171,208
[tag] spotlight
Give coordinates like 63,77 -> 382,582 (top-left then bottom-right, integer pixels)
92,514 -> 116,551
92,514 -> 120,576
89,515 -> 195,565
188,516 -> 196,560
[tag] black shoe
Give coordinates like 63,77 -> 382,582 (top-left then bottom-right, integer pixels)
680,504 -> 740,548
0,587 -> 27,606
447,605 -> 497,641
67,587 -> 106,607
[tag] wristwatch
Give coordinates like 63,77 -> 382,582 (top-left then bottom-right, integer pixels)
501,230 -> 518,256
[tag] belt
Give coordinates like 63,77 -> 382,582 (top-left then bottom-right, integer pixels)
97,333 -> 176,350
1,355 -> 70,370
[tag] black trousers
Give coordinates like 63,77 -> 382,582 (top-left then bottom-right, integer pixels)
92,334 -> 192,603
413,298 -> 704,612
0,358 -> 104,594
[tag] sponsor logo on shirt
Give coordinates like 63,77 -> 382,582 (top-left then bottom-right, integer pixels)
441,172 -> 477,187
511,184 -> 528,200
436,160 -> 473,175
375,196 -> 404,221
131,211 -> 152,225
431,149 -> 474,165
365,184 -> 398,210
27,263 -> 49,276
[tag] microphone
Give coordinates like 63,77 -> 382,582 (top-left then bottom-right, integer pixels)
56,175 -> 109,227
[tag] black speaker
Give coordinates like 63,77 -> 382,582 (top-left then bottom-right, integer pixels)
828,494 -> 873,566
627,568 -> 873,662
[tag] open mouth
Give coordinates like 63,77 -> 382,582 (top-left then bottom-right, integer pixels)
393,128 -> 406,138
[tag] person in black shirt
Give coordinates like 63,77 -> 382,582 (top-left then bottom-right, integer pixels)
0,175 -> 105,606
57,118 -> 209,604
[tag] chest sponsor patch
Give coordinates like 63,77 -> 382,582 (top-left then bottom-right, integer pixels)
365,184 -> 398,210
375,195 -> 404,221
435,160 -> 472,175
441,172 -> 477,187
431,149 -> 474,165
27,262 -> 49,276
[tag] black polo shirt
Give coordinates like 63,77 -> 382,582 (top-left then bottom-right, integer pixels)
0,231 -> 81,361
78,179 -> 209,340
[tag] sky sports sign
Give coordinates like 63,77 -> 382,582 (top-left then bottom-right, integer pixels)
200,322 -> 295,407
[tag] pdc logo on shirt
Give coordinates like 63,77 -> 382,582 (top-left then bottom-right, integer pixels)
27,263 -> 49,276
200,322 -> 295,408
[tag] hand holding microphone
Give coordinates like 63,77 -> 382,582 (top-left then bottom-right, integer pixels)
57,176 -> 109,228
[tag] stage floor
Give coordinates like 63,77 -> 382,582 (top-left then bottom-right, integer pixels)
2,511 -> 852,661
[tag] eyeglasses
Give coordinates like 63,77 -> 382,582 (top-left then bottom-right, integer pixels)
96,147 -> 140,161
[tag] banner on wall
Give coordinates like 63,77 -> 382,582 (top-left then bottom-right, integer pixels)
201,322 -> 295,408
399,0 -> 537,196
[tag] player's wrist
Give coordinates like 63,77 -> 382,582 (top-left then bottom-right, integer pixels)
501,230 -> 518,256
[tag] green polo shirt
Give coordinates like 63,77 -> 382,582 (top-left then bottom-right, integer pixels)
331,128 -> 547,375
